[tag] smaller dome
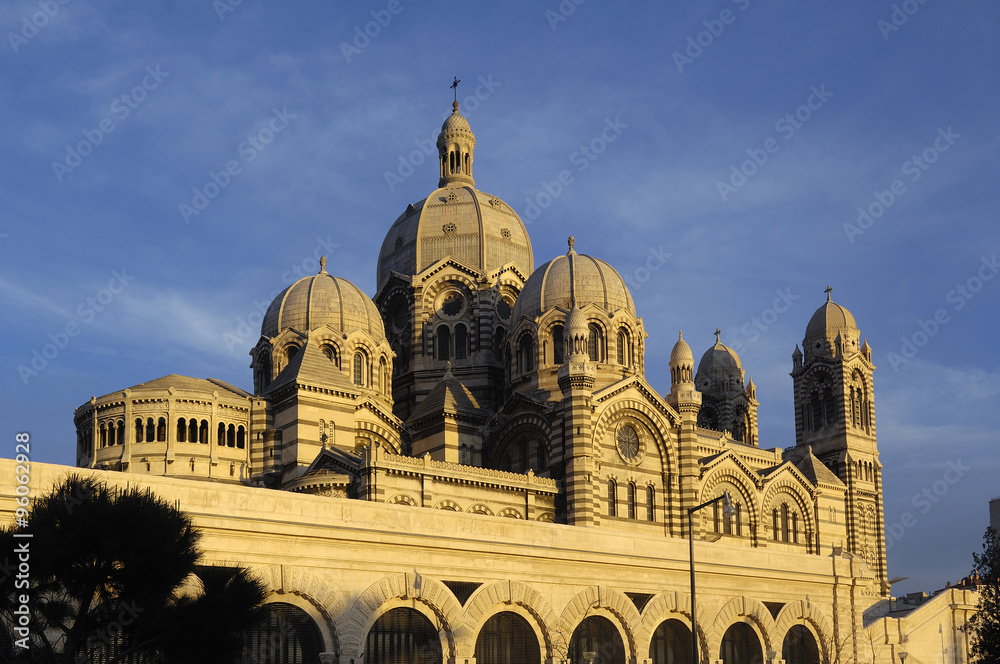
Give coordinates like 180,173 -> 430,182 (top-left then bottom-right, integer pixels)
697,336 -> 743,377
513,237 -> 635,323
805,299 -> 857,341
441,102 -> 472,133
670,330 -> 694,366
262,260 -> 384,341
565,305 -> 588,337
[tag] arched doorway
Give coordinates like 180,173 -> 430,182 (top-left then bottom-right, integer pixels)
569,615 -> 625,664
365,607 -> 442,664
242,602 -> 325,664
649,618 -> 692,664
782,625 -> 821,664
720,622 -> 764,664
475,611 -> 541,664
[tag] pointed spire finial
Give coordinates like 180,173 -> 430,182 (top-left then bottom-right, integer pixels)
444,360 -> 453,378
319,256 -> 327,274
825,285 -> 833,301
568,236 -> 575,252
715,328 -> 722,343
678,330 -> 684,341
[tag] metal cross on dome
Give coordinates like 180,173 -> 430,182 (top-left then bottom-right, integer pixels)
451,76 -> 460,102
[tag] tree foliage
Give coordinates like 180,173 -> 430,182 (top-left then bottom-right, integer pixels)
968,526 -> 1000,664
0,475 -> 267,664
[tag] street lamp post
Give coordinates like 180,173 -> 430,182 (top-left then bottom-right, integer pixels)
689,491 -> 735,664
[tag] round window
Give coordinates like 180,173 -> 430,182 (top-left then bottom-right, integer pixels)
439,291 -> 465,318
616,425 -> 640,462
496,297 -> 512,321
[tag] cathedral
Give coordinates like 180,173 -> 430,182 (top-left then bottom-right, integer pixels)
14,98 -> 976,663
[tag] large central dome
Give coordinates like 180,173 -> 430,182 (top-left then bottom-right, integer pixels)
376,103 -> 532,289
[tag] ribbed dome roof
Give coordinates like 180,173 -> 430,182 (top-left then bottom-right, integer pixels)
440,103 -> 472,133
377,185 -> 532,288
262,263 -> 384,341
670,330 -> 694,365
805,299 -> 858,341
513,238 -> 635,322
697,338 -> 743,376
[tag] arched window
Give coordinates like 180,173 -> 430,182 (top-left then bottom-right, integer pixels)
617,329 -> 629,366
354,351 -> 365,386
366,607 -> 441,664
217,422 -> 225,446
518,334 -> 534,373
437,325 -> 451,362
650,619 -> 692,664
552,325 -> 565,364
116,420 -> 124,446
258,352 -> 272,392
177,418 -> 186,443
455,324 -> 468,361
781,503 -> 790,542
241,602 -> 324,664
135,419 -> 143,443
99,423 -> 107,448
646,486 -> 656,522
156,418 -> 166,442
379,357 -> 388,394
608,479 -> 618,517
782,625 -> 821,664
188,419 -> 198,444
286,345 -> 299,364
199,420 -> 208,444
720,623 -> 763,664
321,344 -> 338,366
475,611 -> 541,664
588,323 -> 603,362
570,616 -> 625,664
236,426 -> 245,449
146,418 -> 155,443
227,424 -> 236,447
628,483 -> 637,519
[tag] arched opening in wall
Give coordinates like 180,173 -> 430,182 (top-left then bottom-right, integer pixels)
218,422 -> 226,446
588,323 -> 604,362
608,479 -> 618,517
321,344 -> 338,366
553,325 -> 565,364
518,333 -> 534,373
365,607 -> 442,664
628,483 -> 637,519
241,602 -> 325,664
156,418 -> 166,442
354,351 -> 366,386
227,424 -> 236,447
720,622 -> 763,664
379,357 -> 388,394
135,419 -> 143,443
145,418 -> 155,443
570,615 -> 625,664
437,325 -> 451,362
455,324 -> 468,361
99,423 -> 107,448
236,425 -> 246,449
617,329 -> 630,366
286,345 -> 300,364
646,486 -> 656,522
782,625 -> 820,664
199,420 -> 208,444
188,418 -> 198,443
176,418 -> 186,443
649,618 -> 692,664
475,611 -> 541,664
259,352 -> 273,392
116,420 -> 124,446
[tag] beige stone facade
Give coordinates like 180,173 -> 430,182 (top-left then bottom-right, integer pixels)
49,101 -> 978,663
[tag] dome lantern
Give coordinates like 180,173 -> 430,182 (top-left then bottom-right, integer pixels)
437,100 -> 476,188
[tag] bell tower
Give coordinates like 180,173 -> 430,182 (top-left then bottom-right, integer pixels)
791,287 -> 886,593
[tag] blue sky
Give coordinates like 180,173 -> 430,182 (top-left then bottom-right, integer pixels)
1,1 -> 997,596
